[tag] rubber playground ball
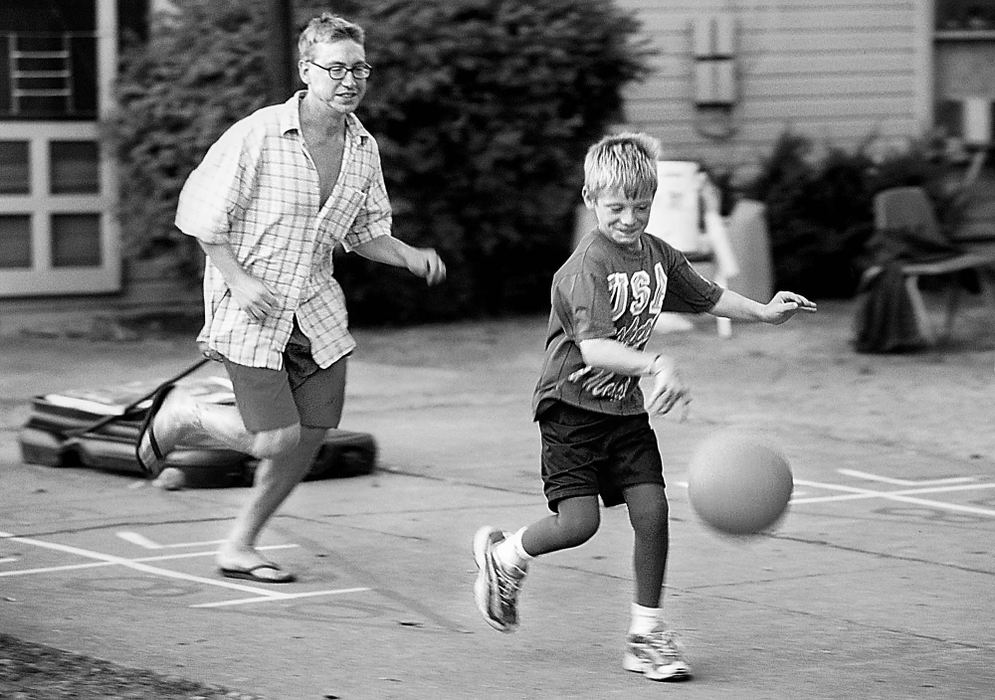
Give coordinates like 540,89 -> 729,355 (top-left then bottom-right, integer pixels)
687,433 -> 793,536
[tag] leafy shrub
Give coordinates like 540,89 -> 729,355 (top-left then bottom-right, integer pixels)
340,0 -> 651,321
744,131 -> 958,298
106,0 -> 273,272
105,0 -> 650,322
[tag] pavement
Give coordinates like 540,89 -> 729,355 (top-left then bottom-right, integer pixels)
1,296 -> 994,699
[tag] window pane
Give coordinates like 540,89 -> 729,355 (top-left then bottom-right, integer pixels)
51,213 -> 101,267
936,100 -> 964,138
0,35 -> 10,115
0,14 -> 98,119
0,215 -> 33,268
937,1 -> 995,30
69,36 -> 98,116
50,140 -> 100,194
0,141 -> 31,194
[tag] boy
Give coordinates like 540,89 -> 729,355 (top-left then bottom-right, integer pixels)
472,133 -> 815,681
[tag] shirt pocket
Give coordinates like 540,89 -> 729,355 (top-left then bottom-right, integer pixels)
320,185 -> 367,244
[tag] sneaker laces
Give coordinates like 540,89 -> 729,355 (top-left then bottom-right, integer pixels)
646,629 -> 683,661
495,559 -> 527,601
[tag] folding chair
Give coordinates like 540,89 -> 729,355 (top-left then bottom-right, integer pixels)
865,186 -> 995,345
646,161 -> 739,337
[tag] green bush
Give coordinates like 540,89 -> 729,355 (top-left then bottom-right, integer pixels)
106,0 -> 273,272
105,0 -> 650,322
744,131 -> 958,298
341,0 -> 651,321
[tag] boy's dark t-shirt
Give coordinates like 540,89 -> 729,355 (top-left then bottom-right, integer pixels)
532,229 -> 723,418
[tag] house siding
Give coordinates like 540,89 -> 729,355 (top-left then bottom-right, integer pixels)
616,0 -> 931,175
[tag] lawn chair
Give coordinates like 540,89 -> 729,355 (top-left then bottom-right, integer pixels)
861,186 -> 995,345
646,161 -> 739,337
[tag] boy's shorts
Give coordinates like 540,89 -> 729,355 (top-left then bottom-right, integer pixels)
221,321 -> 347,432
537,400 -> 665,512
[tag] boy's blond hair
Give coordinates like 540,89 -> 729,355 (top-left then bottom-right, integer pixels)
298,13 -> 365,61
583,132 -> 661,201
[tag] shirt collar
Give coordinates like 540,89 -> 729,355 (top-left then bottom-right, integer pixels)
280,90 -> 371,144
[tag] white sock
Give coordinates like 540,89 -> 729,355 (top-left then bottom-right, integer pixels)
628,602 -> 662,636
495,527 -> 532,570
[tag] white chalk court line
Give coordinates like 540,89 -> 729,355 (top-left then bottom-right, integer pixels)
116,531 -> 163,549
191,587 -> 371,609
675,475 -> 995,518
792,479 -> 995,517
0,530 -> 297,595
116,532 -> 229,550
837,469 -> 975,486
0,544 -> 296,578
0,531 -> 371,607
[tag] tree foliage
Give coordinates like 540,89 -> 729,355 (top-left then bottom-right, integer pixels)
106,0 -> 272,270
105,0 -> 650,322
340,0 -> 651,320
744,132 -> 958,298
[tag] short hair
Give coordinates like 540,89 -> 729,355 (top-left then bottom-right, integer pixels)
298,13 -> 365,61
583,132 -> 661,201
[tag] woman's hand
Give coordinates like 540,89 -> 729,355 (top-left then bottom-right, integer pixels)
407,247 -> 447,285
229,273 -> 279,323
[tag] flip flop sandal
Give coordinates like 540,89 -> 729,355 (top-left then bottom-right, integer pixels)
219,563 -> 296,584
135,383 -> 177,478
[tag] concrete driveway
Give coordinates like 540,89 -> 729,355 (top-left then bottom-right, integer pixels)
1,299 -> 993,699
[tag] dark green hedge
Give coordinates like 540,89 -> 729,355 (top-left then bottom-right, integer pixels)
341,0 -> 651,321
106,0 -> 650,322
744,132 -> 960,299
106,0 -> 273,269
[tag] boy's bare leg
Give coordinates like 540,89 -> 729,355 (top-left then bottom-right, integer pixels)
474,495 -> 602,631
619,482 -> 690,681
505,486 -> 668,602
216,425 -> 327,570
520,495 -> 601,555
622,483 -> 670,608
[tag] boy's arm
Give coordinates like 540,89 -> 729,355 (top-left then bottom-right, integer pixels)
709,288 -> 817,325
351,235 -> 447,285
578,338 -> 690,418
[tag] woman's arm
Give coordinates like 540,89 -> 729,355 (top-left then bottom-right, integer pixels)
351,235 -> 447,285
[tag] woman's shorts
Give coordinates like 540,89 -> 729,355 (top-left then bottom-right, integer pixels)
222,322 -> 347,432
537,400 -> 664,512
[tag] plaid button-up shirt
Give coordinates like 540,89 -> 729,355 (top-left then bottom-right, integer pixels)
175,91 -> 391,369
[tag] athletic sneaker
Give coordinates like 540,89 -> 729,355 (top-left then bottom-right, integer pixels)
622,627 -> 692,681
473,526 -> 528,632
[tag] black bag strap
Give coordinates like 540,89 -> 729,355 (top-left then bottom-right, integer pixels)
64,358 -> 210,438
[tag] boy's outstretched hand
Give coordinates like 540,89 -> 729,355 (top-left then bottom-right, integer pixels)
761,291 -> 817,325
